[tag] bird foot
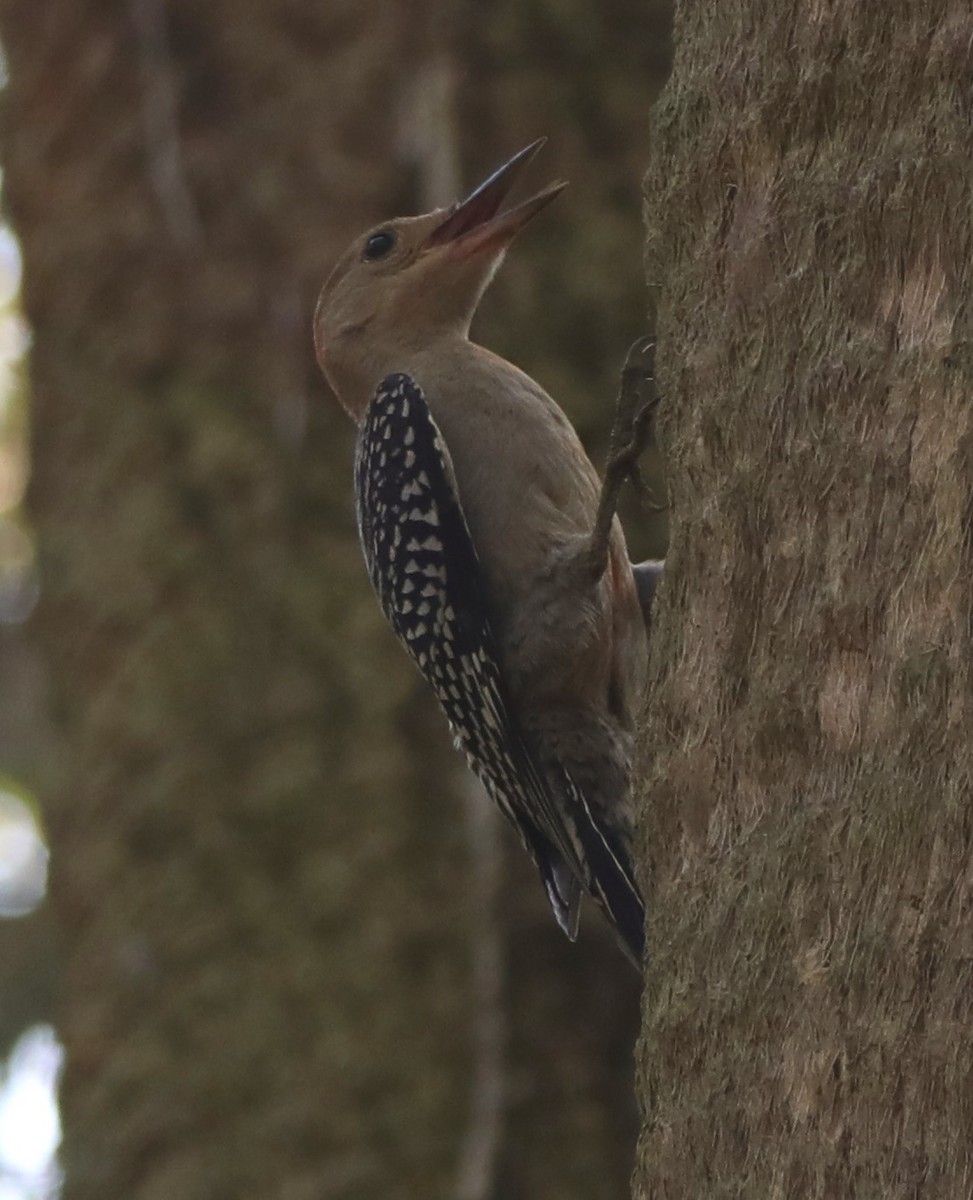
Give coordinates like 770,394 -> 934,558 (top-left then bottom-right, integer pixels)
584,337 -> 662,581
605,336 -> 661,487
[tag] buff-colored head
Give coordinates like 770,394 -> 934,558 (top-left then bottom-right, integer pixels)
314,139 -> 565,420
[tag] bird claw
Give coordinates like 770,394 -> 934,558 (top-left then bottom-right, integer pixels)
622,334 -> 657,379
605,337 -> 661,485
584,335 -> 664,582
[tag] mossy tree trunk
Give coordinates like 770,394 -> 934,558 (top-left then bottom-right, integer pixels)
3,4 -> 475,1197
636,2 -> 973,1196
0,2 -> 671,1197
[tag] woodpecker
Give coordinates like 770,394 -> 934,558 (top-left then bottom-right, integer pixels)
314,140 -> 661,965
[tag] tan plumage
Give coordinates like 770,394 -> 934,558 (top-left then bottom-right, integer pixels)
314,141 -> 652,962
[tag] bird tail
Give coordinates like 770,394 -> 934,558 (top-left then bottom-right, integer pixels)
574,802 -> 645,967
550,765 -> 646,968
541,858 -> 582,941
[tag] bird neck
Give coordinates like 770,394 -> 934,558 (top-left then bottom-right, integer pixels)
326,324 -> 475,423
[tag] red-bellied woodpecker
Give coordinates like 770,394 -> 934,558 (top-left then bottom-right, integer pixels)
314,140 -> 662,965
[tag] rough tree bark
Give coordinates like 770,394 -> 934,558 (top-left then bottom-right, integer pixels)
636,2 -> 973,1196
0,2 -> 670,1197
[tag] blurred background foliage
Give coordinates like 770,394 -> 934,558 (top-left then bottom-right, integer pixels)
0,2 -> 670,1197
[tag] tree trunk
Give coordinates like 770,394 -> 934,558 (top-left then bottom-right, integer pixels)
635,2 -> 973,1196
3,4 -> 478,1196
0,2 -> 670,1196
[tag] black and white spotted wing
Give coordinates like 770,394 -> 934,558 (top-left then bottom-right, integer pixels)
354,376 -> 549,816
354,373 -> 644,959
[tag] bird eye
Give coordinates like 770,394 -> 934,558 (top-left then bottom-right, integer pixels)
363,229 -> 396,261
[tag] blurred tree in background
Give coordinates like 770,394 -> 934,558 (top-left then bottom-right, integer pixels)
0,2 -> 670,1198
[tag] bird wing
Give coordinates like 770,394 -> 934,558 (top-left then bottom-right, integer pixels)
355,372 -> 643,959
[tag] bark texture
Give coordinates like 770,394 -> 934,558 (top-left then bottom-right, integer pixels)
636,2 -> 973,1196
0,2 -> 670,1197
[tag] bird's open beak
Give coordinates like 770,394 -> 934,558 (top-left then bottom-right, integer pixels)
425,138 -> 567,256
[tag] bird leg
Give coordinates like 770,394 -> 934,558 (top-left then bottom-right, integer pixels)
584,336 -> 662,581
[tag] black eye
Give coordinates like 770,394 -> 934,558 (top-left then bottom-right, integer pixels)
363,229 -> 396,261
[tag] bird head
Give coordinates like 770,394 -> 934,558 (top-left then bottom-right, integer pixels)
314,139 -> 566,418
